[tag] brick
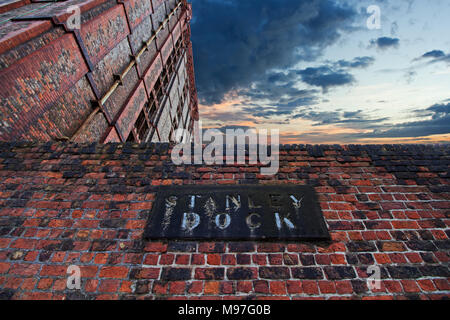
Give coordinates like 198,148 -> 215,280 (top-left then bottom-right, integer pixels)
204,281 -> 220,295
152,281 -> 169,295
283,253 -> 299,265
259,267 -> 290,280
85,279 -> 99,293
405,240 -> 437,251
228,242 -> 255,252
252,254 -> 267,266
268,254 -> 283,265
237,281 -> 253,293
386,266 -> 421,279
222,254 -> 237,265
388,253 -> 408,264
198,242 -> 225,253
99,266 -> 128,279
175,254 -> 190,265
194,268 -> 224,280
130,267 -> 160,279
0,33 -> 88,141
374,253 -> 391,264
144,242 -> 167,252
122,0 -> 153,29
253,280 -> 269,294
227,267 -> 257,280
299,254 -> 315,266
159,253 -> 175,265
346,241 -> 377,252
351,280 -> 369,294
291,267 -> 323,280
117,82 -> 147,139
401,280 -> 421,293
270,281 -> 287,295
318,281 -> 336,294
286,280 -> 302,294
392,221 -> 419,229
433,279 -> 450,291
207,254 -> 221,265
220,281 -> 235,294
40,265 -> 66,277
167,242 -> 196,252
302,280 -> 319,295
335,280 -> 353,294
98,279 -> 120,293
378,241 -> 406,252
161,268 -> 192,281
80,5 -> 130,66
324,266 -> 357,280
187,281 -> 203,294
169,281 -> 186,295
418,265 -> 450,278
0,262 -> 10,274
383,280 -> 403,293
257,243 -> 285,253
191,254 -> 205,265
37,278 -> 53,290
417,279 -> 436,292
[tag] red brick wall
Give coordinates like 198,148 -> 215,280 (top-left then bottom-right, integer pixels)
0,142 -> 448,300
0,0 -> 197,143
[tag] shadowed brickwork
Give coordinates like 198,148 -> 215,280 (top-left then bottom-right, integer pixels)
0,0 -> 198,144
0,142 -> 448,300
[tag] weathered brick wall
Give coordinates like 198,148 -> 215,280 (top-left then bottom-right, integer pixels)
0,0 -> 198,143
0,142 -> 448,300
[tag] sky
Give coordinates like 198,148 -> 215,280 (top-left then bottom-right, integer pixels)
189,0 -> 450,144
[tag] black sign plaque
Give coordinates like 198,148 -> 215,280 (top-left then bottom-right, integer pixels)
144,185 -> 330,241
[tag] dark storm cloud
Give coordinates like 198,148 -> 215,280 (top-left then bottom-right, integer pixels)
360,102 -> 450,138
370,37 -> 400,50
237,55 -> 374,119
296,67 -> 355,91
190,0 -> 358,105
293,56 -> 374,91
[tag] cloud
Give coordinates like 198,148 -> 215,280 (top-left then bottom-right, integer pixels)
360,102 -> 450,138
296,67 -> 355,91
235,55 -> 374,119
417,50 -> 450,64
370,37 -> 400,50
294,56 -> 374,91
190,0 -> 358,105
422,50 -> 446,59
293,107 -> 389,128
390,22 -> 399,36
335,56 -> 375,69
405,69 -> 417,84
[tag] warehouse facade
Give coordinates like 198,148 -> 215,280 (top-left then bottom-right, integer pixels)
0,0 -> 199,144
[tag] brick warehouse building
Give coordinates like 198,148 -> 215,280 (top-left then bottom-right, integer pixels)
0,0 -> 199,143
0,0 -> 449,303
0,143 -> 448,300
